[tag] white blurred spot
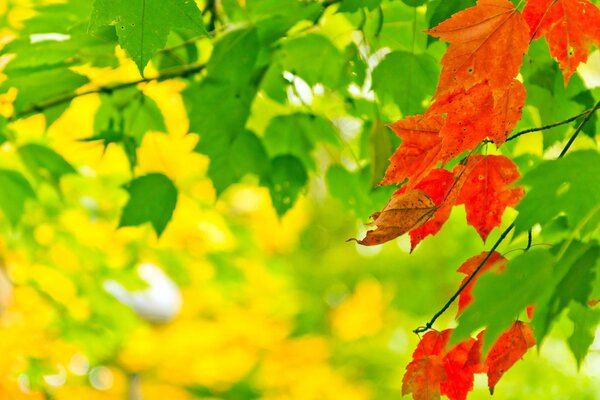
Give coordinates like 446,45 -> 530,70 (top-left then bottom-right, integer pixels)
68,353 -> 90,376
103,262 -> 182,323
89,367 -> 113,391
30,33 -> 70,43
44,365 -> 66,387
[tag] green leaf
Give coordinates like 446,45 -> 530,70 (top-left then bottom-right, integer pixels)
275,34 -> 347,88
184,27 -> 261,194
372,51 -> 439,116
229,130 -> 270,179
531,241 -> 599,345
453,249 -> 554,353
339,0 -> 382,12
0,64 -> 88,123
18,143 -> 76,185
262,155 -> 308,216
326,164 -> 394,219
515,150 -> 600,236
401,0 -> 427,7
89,0 -> 206,75
0,169 -> 35,226
119,173 -> 178,236
263,113 -> 338,171
367,119 -> 394,187
568,302 -> 600,368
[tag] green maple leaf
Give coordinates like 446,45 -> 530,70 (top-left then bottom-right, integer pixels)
89,0 -> 206,75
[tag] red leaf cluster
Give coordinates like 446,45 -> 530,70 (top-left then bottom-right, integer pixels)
403,322 -> 535,400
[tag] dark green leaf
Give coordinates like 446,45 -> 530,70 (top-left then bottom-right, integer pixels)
339,0 -> 382,12
119,173 -> 178,236
372,51 -> 439,115
568,302 -> 600,368
262,155 -> 308,216
0,169 -> 35,226
89,0 -> 206,74
515,151 -> 600,236
401,0 -> 427,7
18,143 -> 77,185
531,241 -> 599,345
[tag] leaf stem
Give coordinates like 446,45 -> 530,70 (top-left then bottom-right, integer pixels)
413,222 -> 515,334
504,108 -> 592,142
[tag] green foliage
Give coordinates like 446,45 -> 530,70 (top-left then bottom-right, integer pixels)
515,151 -> 600,235
0,169 -> 35,226
119,173 -> 178,236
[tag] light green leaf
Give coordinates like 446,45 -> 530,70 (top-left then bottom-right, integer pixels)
372,51 -> 439,116
0,64 -> 88,123
263,113 -> 338,171
275,34 -> 347,88
89,0 -> 206,74
119,173 -> 178,237
0,169 -> 35,227
568,302 -> 600,368
262,155 -> 308,216
515,151 -> 600,236
18,143 -> 77,185
339,0 -> 382,12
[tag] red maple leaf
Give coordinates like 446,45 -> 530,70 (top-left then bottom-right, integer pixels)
404,330 -> 451,400
381,114 -> 445,188
453,155 -> 524,241
441,338 -> 478,400
456,251 -> 507,315
430,80 -> 526,162
523,0 -> 600,85
405,168 -> 456,251
427,0 -> 530,95
485,321 -> 535,393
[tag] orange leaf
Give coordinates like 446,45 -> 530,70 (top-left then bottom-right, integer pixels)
427,0 -> 530,95
485,321 -> 535,393
523,0 -> 600,85
431,80 -> 526,162
350,189 -> 437,246
456,251 -> 507,315
381,114 -> 444,188
406,169 -> 456,251
454,155 -> 524,241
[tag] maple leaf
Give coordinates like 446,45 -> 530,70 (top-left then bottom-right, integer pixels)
381,114 -> 445,188
403,357 -> 447,400
431,80 -> 526,161
405,168 -> 456,251
454,155 -> 524,241
441,338 -> 478,400
456,251 -> 507,315
485,321 -> 535,393
350,189 -> 437,246
427,0 -> 530,95
523,0 -> 600,85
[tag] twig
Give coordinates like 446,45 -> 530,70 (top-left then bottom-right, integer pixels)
413,223 -> 515,334
504,108 -> 592,142
559,99 -> 600,158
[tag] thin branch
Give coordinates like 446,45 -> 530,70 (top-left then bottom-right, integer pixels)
559,99 -> 600,158
413,222 -> 515,334
504,108 -> 592,142
7,63 -> 206,122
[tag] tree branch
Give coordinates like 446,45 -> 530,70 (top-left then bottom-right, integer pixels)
505,108 -> 592,142
413,222 -> 515,334
7,63 -> 206,122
